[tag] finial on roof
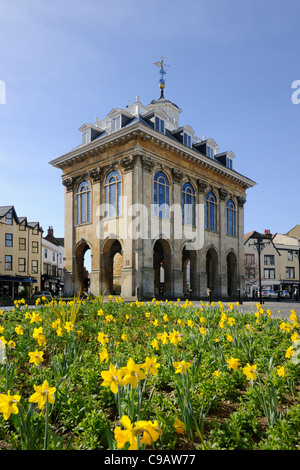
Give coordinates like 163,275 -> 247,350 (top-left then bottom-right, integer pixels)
154,57 -> 169,98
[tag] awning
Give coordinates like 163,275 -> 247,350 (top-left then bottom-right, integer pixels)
0,275 -> 36,283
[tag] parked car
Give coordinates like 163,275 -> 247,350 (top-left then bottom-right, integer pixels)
32,291 -> 52,300
260,289 -> 277,299
279,290 -> 290,299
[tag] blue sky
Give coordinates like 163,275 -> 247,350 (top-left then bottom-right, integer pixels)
0,0 -> 299,239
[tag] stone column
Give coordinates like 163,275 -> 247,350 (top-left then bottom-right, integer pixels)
140,155 -> 155,298
171,168 -> 184,297
89,167 -> 101,295
237,195 -> 246,295
197,179 -> 209,298
219,188 -> 229,297
62,177 -> 75,295
119,155 -> 135,299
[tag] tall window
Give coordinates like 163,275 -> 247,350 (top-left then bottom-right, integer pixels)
5,255 -> 12,270
105,171 -> 121,217
206,191 -> 217,231
77,180 -> 91,224
182,182 -> 195,225
32,241 -> 39,253
226,199 -> 236,236
286,267 -> 295,279
19,238 -> 26,250
264,268 -> 275,279
5,233 -> 13,247
5,210 -> 13,225
32,260 -> 38,274
264,255 -> 275,265
183,132 -> 192,148
155,116 -> 165,134
154,171 -> 169,218
18,258 -> 26,273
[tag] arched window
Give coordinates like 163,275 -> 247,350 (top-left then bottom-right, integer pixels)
206,191 -> 217,231
182,182 -> 195,225
105,170 -> 121,217
77,180 -> 91,224
226,199 -> 236,236
154,171 -> 169,218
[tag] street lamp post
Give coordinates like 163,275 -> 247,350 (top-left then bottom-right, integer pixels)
249,234 -> 271,306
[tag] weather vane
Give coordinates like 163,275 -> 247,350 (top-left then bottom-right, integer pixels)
154,57 -> 169,97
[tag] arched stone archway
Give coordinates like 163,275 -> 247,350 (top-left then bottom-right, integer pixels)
206,247 -> 218,298
227,251 -> 238,297
102,239 -> 123,295
182,245 -> 197,297
74,240 -> 91,293
153,239 -> 171,297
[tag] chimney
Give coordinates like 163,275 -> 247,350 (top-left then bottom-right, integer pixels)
48,226 -> 54,237
264,229 -> 271,236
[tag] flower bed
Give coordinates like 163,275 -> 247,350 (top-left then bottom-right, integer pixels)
0,296 -> 299,450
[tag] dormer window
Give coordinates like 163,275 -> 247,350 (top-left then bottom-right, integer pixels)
111,116 -> 121,132
226,158 -> 233,169
155,116 -> 165,134
5,210 -> 13,225
206,146 -> 214,159
183,132 -> 192,148
82,131 -> 89,146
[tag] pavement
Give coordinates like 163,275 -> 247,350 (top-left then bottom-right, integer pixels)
190,299 -> 300,320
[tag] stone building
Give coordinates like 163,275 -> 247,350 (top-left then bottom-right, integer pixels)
50,62 -> 255,299
0,206 -> 43,298
41,226 -> 64,294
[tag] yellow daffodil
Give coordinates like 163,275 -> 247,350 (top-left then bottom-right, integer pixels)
151,338 -> 159,350
101,364 -> 124,394
173,360 -> 191,375
120,358 -> 146,389
15,325 -> 23,335
169,329 -> 181,345
286,346 -> 295,358
97,332 -> 109,345
29,380 -> 56,409
242,363 -> 257,381
226,357 -> 240,371
141,356 -> 160,376
30,312 -> 42,324
32,327 -> 46,346
173,419 -> 185,435
291,332 -> 300,343
277,366 -> 285,377
64,321 -> 74,332
226,334 -> 233,343
213,370 -> 220,378
0,391 -> 21,420
157,331 -> 169,344
56,326 -> 63,337
0,326 -> 4,334
99,347 -> 109,363
28,349 -> 44,366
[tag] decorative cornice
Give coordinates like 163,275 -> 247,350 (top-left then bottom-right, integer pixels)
237,195 -> 247,207
219,188 -> 229,200
172,168 -> 184,184
119,155 -> 135,172
62,177 -> 74,192
197,178 -> 209,193
88,167 -> 101,183
50,122 -> 256,190
141,155 -> 155,173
